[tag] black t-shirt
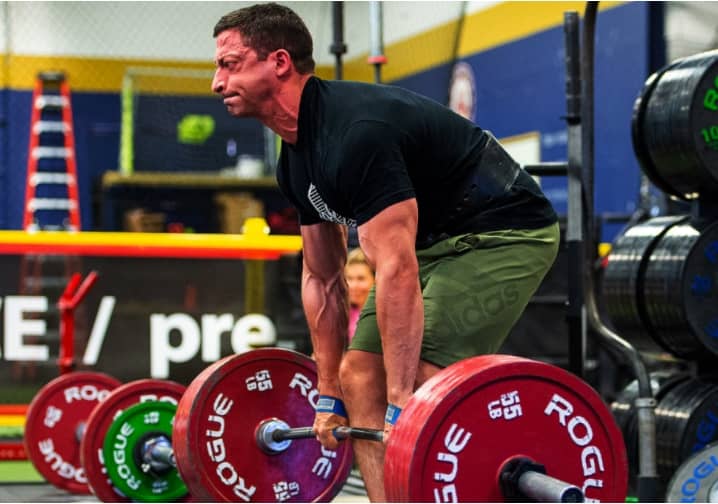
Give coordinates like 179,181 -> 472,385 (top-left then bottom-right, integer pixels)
277,77 -> 557,247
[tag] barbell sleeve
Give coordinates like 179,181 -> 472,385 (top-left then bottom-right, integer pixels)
148,441 -> 176,468
140,435 -> 176,474
501,457 -> 584,503
517,470 -> 584,503
75,422 -> 86,443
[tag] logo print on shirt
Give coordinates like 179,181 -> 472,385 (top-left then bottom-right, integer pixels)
308,183 -> 357,226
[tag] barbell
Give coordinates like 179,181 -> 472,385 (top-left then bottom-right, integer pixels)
23,348 -> 629,502
110,400 -> 587,502
98,348 -> 626,502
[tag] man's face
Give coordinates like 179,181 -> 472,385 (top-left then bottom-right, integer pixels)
212,29 -> 275,118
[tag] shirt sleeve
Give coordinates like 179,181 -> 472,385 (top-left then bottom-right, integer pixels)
337,120 -> 416,226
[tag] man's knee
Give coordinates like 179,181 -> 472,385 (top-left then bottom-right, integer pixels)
339,350 -> 385,400
338,353 -> 357,392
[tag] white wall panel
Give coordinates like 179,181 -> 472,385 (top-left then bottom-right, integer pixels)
0,1 -> 499,64
0,2 -> 7,53
665,2 -> 718,61
2,2 -> 717,69
6,2 -> 295,60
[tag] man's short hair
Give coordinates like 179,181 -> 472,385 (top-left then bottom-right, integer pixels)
214,2 -> 315,74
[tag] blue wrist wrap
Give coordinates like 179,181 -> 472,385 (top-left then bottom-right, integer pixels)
316,395 -> 348,417
385,403 -> 402,425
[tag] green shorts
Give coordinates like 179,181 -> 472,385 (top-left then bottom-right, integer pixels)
348,222 -> 560,368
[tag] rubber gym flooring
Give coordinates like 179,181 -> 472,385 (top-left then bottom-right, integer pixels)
0,484 -> 369,502
0,472 -> 370,502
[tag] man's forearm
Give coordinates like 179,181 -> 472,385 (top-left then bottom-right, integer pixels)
375,271 -> 423,408
302,270 -> 349,396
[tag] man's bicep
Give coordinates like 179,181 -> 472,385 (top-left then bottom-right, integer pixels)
358,199 -> 418,268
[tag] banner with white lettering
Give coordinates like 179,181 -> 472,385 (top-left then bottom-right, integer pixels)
0,254 -> 309,401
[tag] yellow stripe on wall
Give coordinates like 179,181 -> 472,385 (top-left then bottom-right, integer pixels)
342,1 -> 623,83
2,55 -> 216,94
0,2 -> 624,91
459,1 -> 622,57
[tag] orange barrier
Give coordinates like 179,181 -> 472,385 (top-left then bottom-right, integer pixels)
0,405 -> 27,415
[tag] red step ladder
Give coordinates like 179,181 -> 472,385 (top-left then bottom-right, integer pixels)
17,72 -> 84,384
23,71 -> 81,231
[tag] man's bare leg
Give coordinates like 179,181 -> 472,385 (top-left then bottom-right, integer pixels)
340,350 -> 387,502
415,359 -> 442,387
340,350 -> 444,501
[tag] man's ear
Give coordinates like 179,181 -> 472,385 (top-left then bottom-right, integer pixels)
273,49 -> 293,77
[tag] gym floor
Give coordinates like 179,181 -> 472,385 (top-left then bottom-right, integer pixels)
0,484 -> 98,503
0,484 -> 369,503
0,462 -> 370,503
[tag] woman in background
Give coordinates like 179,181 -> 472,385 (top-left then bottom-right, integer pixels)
345,248 -> 375,342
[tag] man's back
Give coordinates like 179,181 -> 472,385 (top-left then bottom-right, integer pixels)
278,77 -> 557,246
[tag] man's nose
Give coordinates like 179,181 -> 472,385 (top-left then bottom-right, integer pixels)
212,71 -> 224,94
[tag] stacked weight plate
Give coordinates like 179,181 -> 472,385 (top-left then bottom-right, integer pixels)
643,218 -> 718,358
602,215 -> 689,354
612,374 -> 718,493
603,216 -> 718,360
632,49 -> 718,199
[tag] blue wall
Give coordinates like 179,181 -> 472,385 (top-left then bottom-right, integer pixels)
392,2 -> 656,241
0,89 -> 8,229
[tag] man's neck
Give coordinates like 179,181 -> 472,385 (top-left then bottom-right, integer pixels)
264,73 -> 313,145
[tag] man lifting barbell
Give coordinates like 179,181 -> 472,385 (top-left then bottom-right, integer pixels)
212,3 -> 559,501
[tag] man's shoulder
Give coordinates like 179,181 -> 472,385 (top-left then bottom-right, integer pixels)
314,77 -> 419,103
